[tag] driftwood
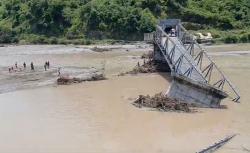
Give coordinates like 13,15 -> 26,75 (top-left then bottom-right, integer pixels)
197,134 -> 237,153
134,93 -> 191,112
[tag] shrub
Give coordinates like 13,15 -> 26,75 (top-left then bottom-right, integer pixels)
239,34 -> 249,43
0,26 -> 17,43
248,33 -> 250,41
84,39 -> 92,45
183,22 -> 204,31
49,37 -> 58,44
223,35 -> 239,43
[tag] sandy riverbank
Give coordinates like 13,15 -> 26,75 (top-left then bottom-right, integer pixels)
0,43 -> 249,152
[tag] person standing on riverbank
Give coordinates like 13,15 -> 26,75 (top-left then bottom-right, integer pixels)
58,67 -> 61,76
23,62 -> 26,69
44,63 -> 47,71
15,62 -> 18,69
47,61 -> 50,69
31,62 -> 34,70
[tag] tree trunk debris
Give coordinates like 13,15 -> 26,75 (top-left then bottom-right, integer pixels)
197,134 -> 237,153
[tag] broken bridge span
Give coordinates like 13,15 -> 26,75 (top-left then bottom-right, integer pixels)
151,19 -> 240,107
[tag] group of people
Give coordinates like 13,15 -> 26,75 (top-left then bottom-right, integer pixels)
170,28 -> 176,37
165,27 -> 177,37
44,61 -> 50,71
8,61 -> 50,73
8,62 -> 33,73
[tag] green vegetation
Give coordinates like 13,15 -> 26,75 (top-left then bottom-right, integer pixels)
0,0 -> 249,44
177,0 -> 250,44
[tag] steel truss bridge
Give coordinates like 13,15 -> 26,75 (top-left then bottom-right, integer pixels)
153,23 -> 240,102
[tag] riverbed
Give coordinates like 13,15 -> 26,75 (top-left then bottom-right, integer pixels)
0,43 -> 249,153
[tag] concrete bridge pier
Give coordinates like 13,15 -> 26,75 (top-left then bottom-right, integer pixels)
166,75 -> 228,108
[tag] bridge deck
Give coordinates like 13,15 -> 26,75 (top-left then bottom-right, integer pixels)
165,37 -> 206,82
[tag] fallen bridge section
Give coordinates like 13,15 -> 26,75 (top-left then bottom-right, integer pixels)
153,19 -> 240,107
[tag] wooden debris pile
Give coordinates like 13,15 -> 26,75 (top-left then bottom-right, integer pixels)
119,60 -> 158,76
119,51 -> 171,76
119,59 -> 170,76
134,93 -> 191,112
133,60 -> 158,73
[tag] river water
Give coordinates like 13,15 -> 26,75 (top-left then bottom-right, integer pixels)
0,44 -> 249,153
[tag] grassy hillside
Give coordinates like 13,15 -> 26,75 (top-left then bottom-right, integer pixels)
0,0 -> 249,44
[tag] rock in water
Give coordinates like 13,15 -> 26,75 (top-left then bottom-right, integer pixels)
57,67 -> 105,85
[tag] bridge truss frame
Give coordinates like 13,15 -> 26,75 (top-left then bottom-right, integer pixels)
154,25 -> 240,102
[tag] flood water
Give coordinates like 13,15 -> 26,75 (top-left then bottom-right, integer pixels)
0,44 -> 250,153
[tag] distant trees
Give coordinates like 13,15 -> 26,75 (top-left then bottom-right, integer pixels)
78,0 -> 162,35
179,0 -> 250,29
0,0 -> 249,43
0,25 -> 17,43
0,0 -> 70,35
28,0 -> 70,35
0,0 -> 164,41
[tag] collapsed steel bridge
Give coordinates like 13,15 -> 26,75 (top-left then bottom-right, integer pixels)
152,19 -> 240,106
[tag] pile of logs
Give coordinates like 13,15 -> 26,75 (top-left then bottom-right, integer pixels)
134,93 -> 191,112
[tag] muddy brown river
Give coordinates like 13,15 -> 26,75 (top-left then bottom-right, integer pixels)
0,44 -> 250,153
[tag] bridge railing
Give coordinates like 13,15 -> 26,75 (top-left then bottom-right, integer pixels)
154,25 -> 207,83
178,25 -> 240,102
